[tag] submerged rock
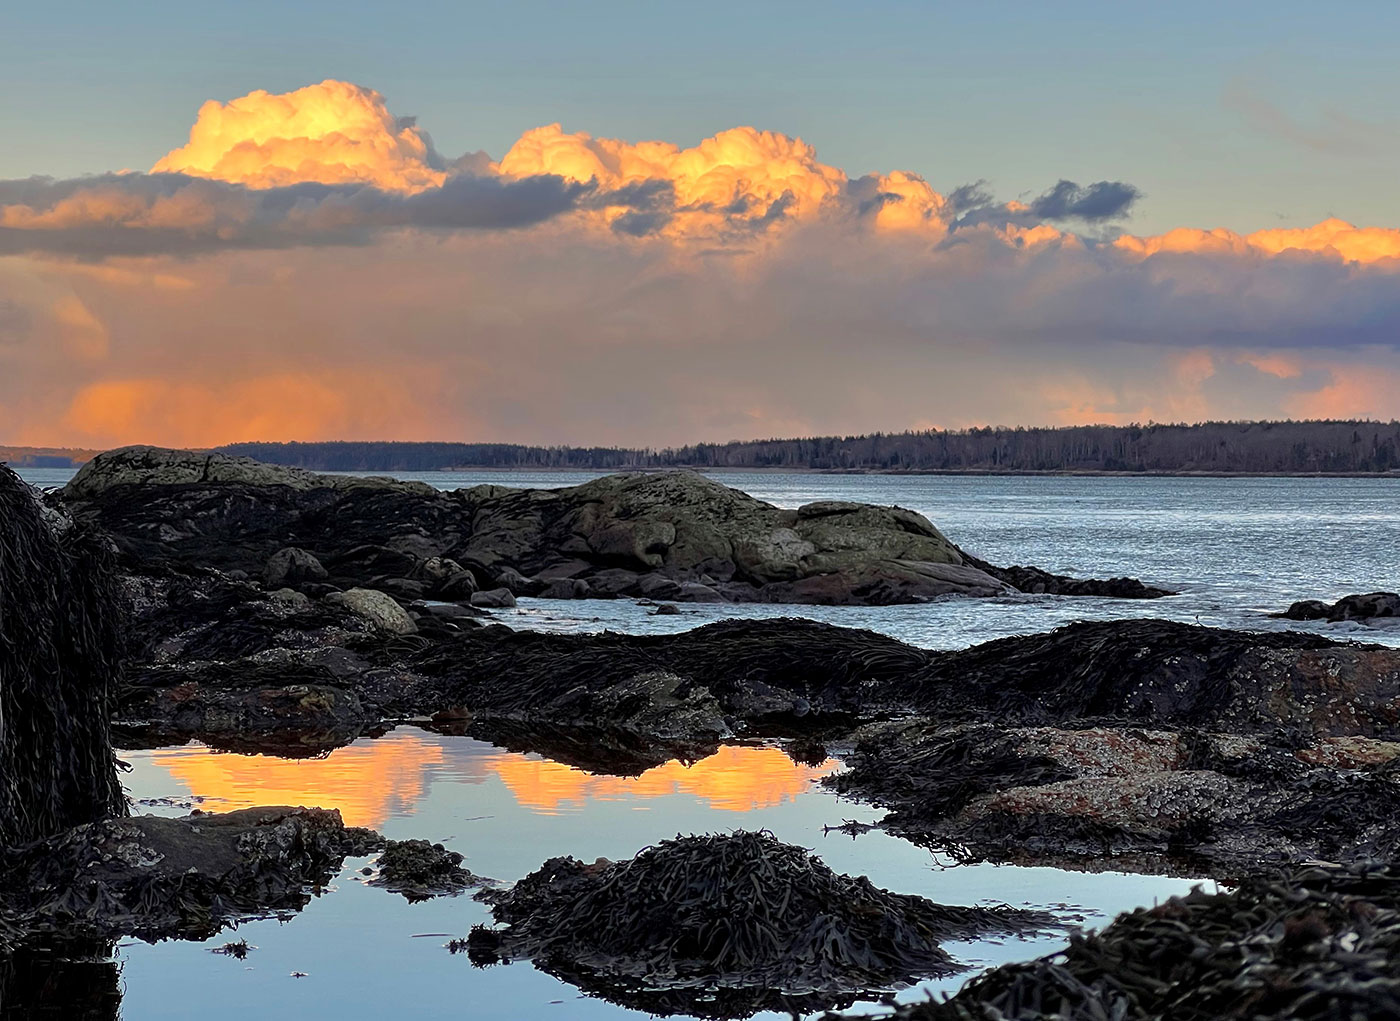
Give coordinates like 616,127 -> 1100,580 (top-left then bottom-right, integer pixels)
468,831 -> 1052,1017
59,445 -> 1171,606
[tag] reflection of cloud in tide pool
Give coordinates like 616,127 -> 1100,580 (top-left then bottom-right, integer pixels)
154,731 -> 463,828
154,733 -> 838,827
488,746 -> 840,814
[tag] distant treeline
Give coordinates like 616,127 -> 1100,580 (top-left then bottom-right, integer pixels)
220,421 -> 1400,474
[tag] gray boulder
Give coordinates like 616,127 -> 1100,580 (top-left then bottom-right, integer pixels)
471,588 -> 517,609
262,547 -> 328,588
325,588 -> 418,634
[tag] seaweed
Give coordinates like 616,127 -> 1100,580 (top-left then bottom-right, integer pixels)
469,831 -> 1054,1018
860,863 -> 1400,1021
0,467 -> 125,846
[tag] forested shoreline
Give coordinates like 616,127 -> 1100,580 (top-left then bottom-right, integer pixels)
7,421 -> 1399,474
217,420 -> 1400,474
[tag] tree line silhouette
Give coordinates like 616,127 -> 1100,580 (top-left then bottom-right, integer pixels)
220,420 -> 1400,474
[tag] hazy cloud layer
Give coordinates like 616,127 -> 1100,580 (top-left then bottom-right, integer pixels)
3,79 -> 1400,447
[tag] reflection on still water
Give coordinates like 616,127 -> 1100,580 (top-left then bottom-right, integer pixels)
492,745 -> 839,814
153,730 -> 838,828
155,731 -> 452,828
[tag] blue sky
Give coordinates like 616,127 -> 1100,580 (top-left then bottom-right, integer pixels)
5,0 -> 1399,234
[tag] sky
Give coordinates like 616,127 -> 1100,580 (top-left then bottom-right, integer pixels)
3,0 -> 1400,448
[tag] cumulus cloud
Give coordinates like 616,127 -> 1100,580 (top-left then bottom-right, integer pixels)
3,78 -> 1400,447
152,80 -> 447,192
1115,217 -> 1400,264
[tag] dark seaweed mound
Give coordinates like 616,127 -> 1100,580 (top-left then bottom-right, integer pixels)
468,831 -> 1051,1018
0,466 -> 125,846
871,863 -> 1400,1021
368,839 -> 479,901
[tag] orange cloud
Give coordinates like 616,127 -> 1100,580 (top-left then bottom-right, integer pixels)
1236,352 -> 1303,379
489,745 -> 840,814
1288,365 -> 1400,419
1116,217 -> 1400,265
498,122 -> 948,237
152,80 -> 446,193
59,371 -> 443,448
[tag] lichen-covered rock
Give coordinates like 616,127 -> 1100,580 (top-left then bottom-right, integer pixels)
60,446 -> 1167,606
324,587 -> 417,634
63,445 -> 431,498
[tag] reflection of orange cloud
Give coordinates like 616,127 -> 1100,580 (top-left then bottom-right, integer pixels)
155,732 -> 447,829
60,371 -> 441,448
153,80 -> 445,193
1116,217 -> 1400,265
489,745 -> 839,814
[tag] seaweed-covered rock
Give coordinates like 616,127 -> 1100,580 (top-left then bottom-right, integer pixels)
468,831 -> 1051,1017
854,863 -> 1400,1021
830,721 -> 1400,873
367,839 -> 479,901
0,807 -> 379,946
0,466 -> 126,846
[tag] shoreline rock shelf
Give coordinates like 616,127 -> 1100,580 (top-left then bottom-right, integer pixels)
59,445 -> 1174,607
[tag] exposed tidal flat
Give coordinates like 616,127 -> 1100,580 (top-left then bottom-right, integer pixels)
8,460 -> 1400,1019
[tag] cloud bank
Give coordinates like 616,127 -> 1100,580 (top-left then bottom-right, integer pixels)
3,79 -> 1400,448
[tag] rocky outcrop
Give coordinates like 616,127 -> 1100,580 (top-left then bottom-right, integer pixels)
59,445 -> 1172,606
1281,591 -> 1400,622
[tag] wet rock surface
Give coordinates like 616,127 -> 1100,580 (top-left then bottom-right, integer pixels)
0,807 -> 380,947
467,831 -> 1053,1018
59,445 -> 1171,606
844,863 -> 1400,1021
1282,590 -> 1400,622
829,721 -> 1400,874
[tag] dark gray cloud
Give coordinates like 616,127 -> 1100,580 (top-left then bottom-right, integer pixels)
0,170 -> 661,257
951,178 -> 1140,229
1030,179 -> 1141,221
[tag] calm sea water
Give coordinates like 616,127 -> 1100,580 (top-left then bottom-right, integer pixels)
15,467 -> 1396,1019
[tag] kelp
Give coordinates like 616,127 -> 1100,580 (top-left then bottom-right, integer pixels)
0,467 -> 125,847
864,863 -> 1400,1021
468,831 -> 1053,1018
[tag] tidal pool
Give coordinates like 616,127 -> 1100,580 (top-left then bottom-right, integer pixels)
113,730 -> 1207,1020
